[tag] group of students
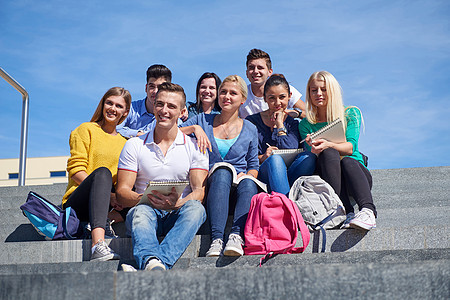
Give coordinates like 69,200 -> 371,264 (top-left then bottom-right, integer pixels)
61,48 -> 377,270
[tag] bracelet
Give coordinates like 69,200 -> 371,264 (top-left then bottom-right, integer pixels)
293,108 -> 302,118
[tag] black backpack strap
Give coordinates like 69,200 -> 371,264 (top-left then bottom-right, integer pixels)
62,208 -> 76,239
310,210 -> 339,253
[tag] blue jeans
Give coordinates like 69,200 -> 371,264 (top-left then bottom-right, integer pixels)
126,200 -> 206,269
258,151 -> 316,195
207,168 -> 258,241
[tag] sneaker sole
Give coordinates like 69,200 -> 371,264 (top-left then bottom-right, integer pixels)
223,247 -> 243,256
91,253 -> 117,261
205,251 -> 221,257
349,220 -> 376,231
146,266 -> 165,271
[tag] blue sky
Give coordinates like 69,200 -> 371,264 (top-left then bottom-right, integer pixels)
1,0 -> 449,170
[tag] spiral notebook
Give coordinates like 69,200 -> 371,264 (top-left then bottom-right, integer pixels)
271,149 -> 304,166
139,180 -> 190,205
300,118 -> 346,144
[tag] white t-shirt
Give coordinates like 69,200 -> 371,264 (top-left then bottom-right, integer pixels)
239,84 -> 302,119
118,129 -> 209,198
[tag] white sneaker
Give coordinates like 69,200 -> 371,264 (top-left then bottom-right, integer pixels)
349,208 -> 376,230
340,212 -> 355,229
223,233 -> 244,256
206,239 -> 223,257
145,258 -> 166,271
121,263 -> 137,272
90,239 -> 120,261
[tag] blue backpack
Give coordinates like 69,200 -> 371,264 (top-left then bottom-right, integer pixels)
20,191 -> 83,240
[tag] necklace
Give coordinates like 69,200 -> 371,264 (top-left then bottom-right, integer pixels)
221,123 -> 236,139
217,116 -> 239,139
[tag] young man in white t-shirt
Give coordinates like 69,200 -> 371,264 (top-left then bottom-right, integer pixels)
116,82 -> 209,271
239,48 -> 306,119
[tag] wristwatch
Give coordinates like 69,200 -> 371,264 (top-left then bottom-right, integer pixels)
274,126 -> 287,135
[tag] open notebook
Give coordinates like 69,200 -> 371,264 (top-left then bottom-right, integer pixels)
209,162 -> 267,192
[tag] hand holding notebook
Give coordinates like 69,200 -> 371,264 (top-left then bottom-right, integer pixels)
301,118 -> 346,144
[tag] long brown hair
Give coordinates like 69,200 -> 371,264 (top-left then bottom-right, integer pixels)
90,87 -> 131,125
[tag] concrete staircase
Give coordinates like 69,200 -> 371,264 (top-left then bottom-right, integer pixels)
0,166 -> 449,299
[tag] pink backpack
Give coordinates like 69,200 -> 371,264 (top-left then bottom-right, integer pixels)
244,192 -> 310,262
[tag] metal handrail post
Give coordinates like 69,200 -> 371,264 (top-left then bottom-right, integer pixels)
0,67 -> 29,186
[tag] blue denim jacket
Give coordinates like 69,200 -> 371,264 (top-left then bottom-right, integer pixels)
181,113 -> 259,174
117,98 -> 155,138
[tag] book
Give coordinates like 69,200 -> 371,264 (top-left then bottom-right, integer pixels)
208,162 -> 267,192
300,118 -> 346,144
139,180 -> 190,206
271,148 -> 304,166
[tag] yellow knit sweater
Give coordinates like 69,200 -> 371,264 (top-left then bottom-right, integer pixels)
62,122 -> 127,205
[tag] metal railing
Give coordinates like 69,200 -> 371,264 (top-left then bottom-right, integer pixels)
0,67 -> 29,186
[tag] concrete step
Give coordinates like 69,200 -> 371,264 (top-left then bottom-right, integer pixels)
0,260 -> 120,275
1,224 -> 46,242
2,187 -> 449,210
372,191 -> 449,209
0,183 -> 67,198
0,194 -> 64,210
174,248 -> 450,269
371,166 -> 450,178
0,259 -> 448,299
0,225 -> 447,265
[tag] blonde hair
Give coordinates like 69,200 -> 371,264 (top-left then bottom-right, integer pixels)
305,71 -> 365,133
91,87 -> 131,125
219,75 -> 248,101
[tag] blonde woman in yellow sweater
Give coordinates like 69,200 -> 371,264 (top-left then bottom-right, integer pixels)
62,87 -> 131,261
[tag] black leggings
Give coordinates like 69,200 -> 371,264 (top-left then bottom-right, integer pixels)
315,148 -> 377,216
63,167 -> 112,230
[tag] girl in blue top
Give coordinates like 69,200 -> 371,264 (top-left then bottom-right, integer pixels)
187,72 -> 222,119
299,71 -> 377,230
247,74 -> 316,195
181,75 -> 259,257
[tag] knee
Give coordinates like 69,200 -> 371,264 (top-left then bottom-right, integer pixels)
322,148 -> 339,158
318,148 -> 340,163
237,178 -> 258,193
341,157 -> 360,171
180,200 -> 206,222
212,167 -> 232,179
208,167 -> 233,185
94,167 -> 112,177
266,154 -> 287,169
263,154 -> 286,172
296,151 -> 316,166
92,167 -> 112,183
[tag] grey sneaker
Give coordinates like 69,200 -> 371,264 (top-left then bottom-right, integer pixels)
85,219 -> 118,239
145,258 -> 166,271
340,212 -> 356,229
349,208 -> 376,230
223,233 -> 244,256
206,239 -> 223,257
91,239 -> 120,261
